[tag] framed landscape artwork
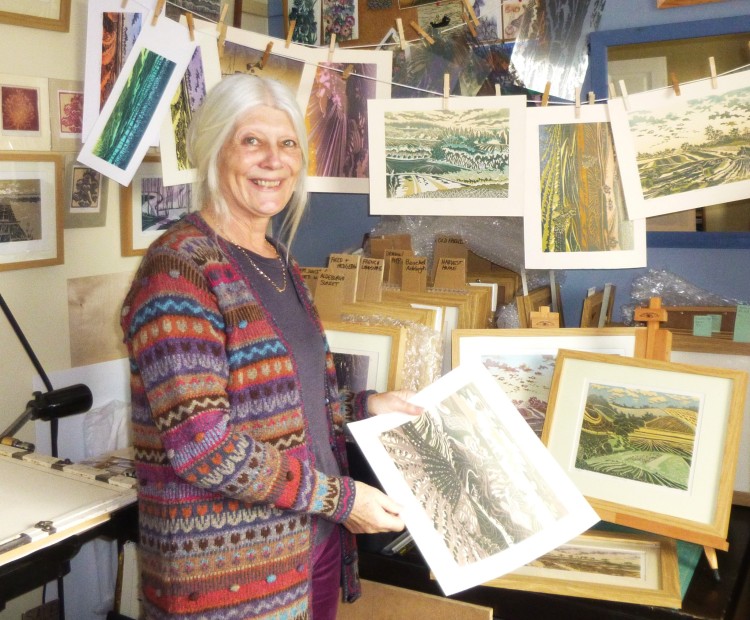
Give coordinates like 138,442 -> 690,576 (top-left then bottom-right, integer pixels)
349,361 -> 599,596
607,69 -> 750,220
484,529 -> 681,609
120,158 -> 191,255
452,328 -> 641,437
0,153 -> 64,271
543,349 -> 747,549
367,94 -> 527,216
524,104 -> 646,269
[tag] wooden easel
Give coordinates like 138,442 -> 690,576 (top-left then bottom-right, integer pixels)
634,297 -> 721,581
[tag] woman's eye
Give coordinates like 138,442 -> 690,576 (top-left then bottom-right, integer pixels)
242,136 -> 259,146
282,139 -> 298,148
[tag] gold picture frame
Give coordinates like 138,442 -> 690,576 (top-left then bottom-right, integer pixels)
484,529 -> 681,609
0,152 -> 64,271
0,0 -> 71,32
543,349 -> 747,550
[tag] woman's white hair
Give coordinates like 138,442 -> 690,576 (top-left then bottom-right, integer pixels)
186,74 -> 309,247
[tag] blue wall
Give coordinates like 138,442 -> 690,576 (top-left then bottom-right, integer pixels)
275,0 -> 750,325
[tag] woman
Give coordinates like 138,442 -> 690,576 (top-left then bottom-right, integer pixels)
121,74 -> 421,619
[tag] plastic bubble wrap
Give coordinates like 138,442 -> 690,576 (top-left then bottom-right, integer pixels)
621,268 -> 748,325
341,313 -> 442,391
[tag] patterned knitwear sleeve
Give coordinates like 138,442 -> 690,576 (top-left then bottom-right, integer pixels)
121,240 -> 356,524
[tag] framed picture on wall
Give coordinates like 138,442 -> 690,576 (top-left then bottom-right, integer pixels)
63,154 -> 108,229
0,74 -> 51,151
119,157 -> 191,256
48,79 -> 83,152
0,0 -> 71,32
0,152 -> 64,271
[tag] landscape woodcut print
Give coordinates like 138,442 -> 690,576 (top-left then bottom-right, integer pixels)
577,382 -> 699,491
383,108 -> 510,201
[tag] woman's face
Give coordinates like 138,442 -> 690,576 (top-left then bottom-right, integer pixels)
218,105 -> 303,227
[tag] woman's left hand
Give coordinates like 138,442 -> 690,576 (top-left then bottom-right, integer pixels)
367,390 -> 423,417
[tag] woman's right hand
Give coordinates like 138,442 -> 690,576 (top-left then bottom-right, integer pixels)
343,481 -> 405,534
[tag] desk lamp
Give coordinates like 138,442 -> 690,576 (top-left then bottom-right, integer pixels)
0,293 -> 92,457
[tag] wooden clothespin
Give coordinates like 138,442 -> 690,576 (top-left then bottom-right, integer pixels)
396,18 -> 407,51
587,91 -> 596,105
495,83 -> 501,97
328,33 -> 337,62
670,72 -> 681,96
443,73 -> 450,111
217,2 -> 228,32
185,12 -> 195,42
410,20 -> 435,45
618,79 -> 630,111
259,41 -> 273,70
286,19 -> 296,48
151,0 -> 166,26
574,86 -> 581,118
608,81 -> 617,100
121,0 -> 129,8
462,0 -> 480,26
341,64 -> 354,81
541,81 -> 551,106
218,22 -> 228,57
709,56 -> 718,89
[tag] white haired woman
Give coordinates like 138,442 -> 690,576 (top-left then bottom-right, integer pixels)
121,74 -> 421,619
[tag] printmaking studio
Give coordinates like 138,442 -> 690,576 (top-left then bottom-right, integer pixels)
2,0 -> 750,618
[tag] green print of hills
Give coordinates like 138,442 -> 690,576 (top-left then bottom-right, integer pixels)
93,48 -> 176,170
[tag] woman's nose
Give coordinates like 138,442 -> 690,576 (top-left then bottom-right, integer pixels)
260,143 -> 283,168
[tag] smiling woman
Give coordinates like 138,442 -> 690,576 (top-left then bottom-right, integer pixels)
119,74 -> 424,620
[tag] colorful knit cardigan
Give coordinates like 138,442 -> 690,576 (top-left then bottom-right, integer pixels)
120,213 -> 367,619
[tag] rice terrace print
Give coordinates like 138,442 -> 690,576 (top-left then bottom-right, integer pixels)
629,84 -> 750,199
383,108 -> 510,200
577,382 -> 699,491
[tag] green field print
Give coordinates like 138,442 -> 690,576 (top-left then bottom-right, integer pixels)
576,382 -> 699,490
630,84 -> 750,199
384,108 -> 510,199
539,121 -> 633,254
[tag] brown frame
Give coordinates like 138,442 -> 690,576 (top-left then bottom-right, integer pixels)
543,349 -> 747,550
0,0 -> 71,32
0,152 -> 64,271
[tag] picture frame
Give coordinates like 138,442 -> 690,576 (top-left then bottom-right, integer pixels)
367,94 -> 527,217
515,284 -> 564,328
119,157 -> 192,256
63,154 -> 108,229
0,74 -> 51,151
0,152 -> 64,271
523,104 -> 646,270
78,9 -> 196,186
671,335 -> 750,507
543,349 -> 748,549
348,361 -> 599,596
607,68 -> 750,221
0,0 -> 71,32
484,529 -> 682,609
452,327 -> 643,437
48,78 -> 83,152
324,321 -> 407,393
